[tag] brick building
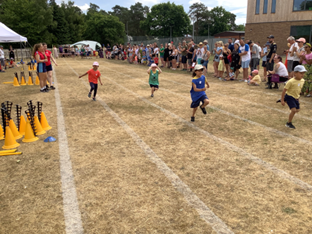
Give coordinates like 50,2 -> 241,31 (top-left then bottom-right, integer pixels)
245,0 -> 312,54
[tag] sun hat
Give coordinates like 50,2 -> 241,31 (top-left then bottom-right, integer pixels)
93,61 -> 99,66
203,40 -> 208,43
199,42 -> 203,45
294,65 -> 307,72
151,63 -> 157,68
305,43 -> 311,48
194,64 -> 204,71
296,38 -> 306,43
252,69 -> 259,74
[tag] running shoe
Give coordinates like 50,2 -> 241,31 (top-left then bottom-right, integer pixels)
44,88 -> 50,92
151,94 -> 154,97
92,97 -> 96,101
88,92 -> 91,98
50,86 -> 56,90
191,116 -> 195,122
285,122 -> 296,129
200,106 -> 207,115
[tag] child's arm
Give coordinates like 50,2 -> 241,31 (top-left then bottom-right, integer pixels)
281,88 -> 287,106
205,80 -> 210,88
78,72 -> 88,78
192,82 -> 206,92
157,66 -> 162,74
98,76 -> 103,85
147,67 -> 151,75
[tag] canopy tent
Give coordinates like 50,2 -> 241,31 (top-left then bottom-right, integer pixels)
70,40 -> 101,50
0,22 -> 27,42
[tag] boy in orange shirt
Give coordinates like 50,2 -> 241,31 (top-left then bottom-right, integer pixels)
79,61 -> 103,101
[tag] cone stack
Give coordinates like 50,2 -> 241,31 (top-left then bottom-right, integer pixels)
22,120 -> 39,143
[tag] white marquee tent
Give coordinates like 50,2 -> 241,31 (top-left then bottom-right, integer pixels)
0,22 -> 27,42
70,40 -> 101,50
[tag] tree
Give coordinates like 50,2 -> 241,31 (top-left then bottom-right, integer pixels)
84,13 -> 125,45
235,24 -> 245,31
188,3 -> 210,36
208,6 -> 236,35
141,2 -> 190,37
0,0 -> 53,45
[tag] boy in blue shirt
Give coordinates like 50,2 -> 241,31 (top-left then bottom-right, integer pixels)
190,64 -> 210,122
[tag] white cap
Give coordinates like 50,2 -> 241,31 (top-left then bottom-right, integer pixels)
194,64 -> 204,71
93,61 -> 99,66
294,65 -> 307,72
151,63 -> 157,68
235,40 -> 240,45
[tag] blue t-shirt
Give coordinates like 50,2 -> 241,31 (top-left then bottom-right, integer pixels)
228,43 -> 234,52
190,75 -> 206,102
206,44 -> 210,51
262,47 -> 268,61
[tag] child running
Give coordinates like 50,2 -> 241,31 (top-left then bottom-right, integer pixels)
147,63 -> 162,97
78,61 -> 102,101
190,64 -> 210,122
281,65 -> 306,129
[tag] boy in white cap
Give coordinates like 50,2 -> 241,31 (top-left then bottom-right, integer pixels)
281,65 -> 306,129
78,61 -> 102,101
147,63 -> 162,97
190,64 -> 210,122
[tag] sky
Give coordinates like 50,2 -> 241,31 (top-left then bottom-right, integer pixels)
56,0 -> 247,25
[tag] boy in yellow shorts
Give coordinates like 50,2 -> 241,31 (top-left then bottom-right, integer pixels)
281,65 -> 306,129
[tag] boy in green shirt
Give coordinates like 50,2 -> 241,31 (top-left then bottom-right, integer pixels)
147,63 -> 162,97
281,65 -> 306,129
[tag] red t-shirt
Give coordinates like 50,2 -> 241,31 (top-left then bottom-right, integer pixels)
35,51 -> 45,60
87,69 -> 101,84
45,50 -> 52,66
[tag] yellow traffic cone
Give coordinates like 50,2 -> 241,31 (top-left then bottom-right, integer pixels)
35,75 -> 40,85
34,116 -> 46,135
13,76 -> 20,87
47,81 -> 49,85
33,64 -> 37,70
28,65 -> 31,71
20,75 -> 26,86
40,112 -> 52,131
27,76 -> 34,85
0,125 -> 4,140
22,120 -> 39,143
2,126 -> 20,149
9,119 -> 23,140
19,116 -> 26,135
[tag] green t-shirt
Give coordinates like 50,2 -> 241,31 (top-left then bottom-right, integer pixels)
149,70 -> 159,85
160,47 -> 164,56
181,45 -> 188,56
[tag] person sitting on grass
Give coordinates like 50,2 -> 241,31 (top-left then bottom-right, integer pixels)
224,68 -> 235,81
147,63 -> 162,97
190,64 -> 210,122
280,65 -> 306,129
78,61 -> 103,101
248,69 -> 261,86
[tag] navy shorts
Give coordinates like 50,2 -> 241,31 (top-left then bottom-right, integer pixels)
150,84 -> 159,89
182,56 -> 187,64
285,94 -> 300,110
262,61 -> 267,67
37,63 -> 47,73
46,64 -> 52,72
191,95 -> 208,108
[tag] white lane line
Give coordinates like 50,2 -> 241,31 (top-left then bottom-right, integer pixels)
53,68 -> 84,234
100,73 -> 312,191
65,61 -> 235,234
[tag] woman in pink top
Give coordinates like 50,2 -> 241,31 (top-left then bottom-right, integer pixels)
43,43 -> 58,90
300,43 -> 312,96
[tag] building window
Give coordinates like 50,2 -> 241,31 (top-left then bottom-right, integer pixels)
256,0 -> 260,14
293,0 -> 312,11
263,0 -> 268,13
271,0 -> 276,13
290,25 -> 312,44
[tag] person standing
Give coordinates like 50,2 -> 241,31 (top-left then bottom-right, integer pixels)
261,42 -> 270,82
285,36 -> 297,77
239,39 -> 251,82
181,41 -> 188,71
53,45 -> 59,59
186,42 -> 194,72
0,45 -> 5,72
250,41 -> 259,73
300,43 -> 312,96
34,43 -> 49,92
228,38 -> 234,52
9,45 -> 15,61
203,40 -> 210,51
266,35 -> 277,79
43,43 -> 58,90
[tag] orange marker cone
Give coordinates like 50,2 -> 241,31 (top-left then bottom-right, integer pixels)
9,119 -> 23,140
40,112 -> 52,131
2,126 -> 20,149
19,116 -> 26,135
47,81 -> 49,85
20,75 -> 26,86
22,120 -> 39,143
13,76 -> 20,87
0,125 -> 4,140
35,75 -> 40,85
28,65 -> 31,71
33,64 -> 37,71
27,75 -> 34,85
34,116 -> 45,135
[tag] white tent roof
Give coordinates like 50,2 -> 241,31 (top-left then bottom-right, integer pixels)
0,22 -> 27,42
70,40 -> 101,50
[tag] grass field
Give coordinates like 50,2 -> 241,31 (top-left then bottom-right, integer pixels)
1,57 -> 312,234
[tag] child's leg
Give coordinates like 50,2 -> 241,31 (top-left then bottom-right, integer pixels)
201,99 -> 209,108
191,107 -> 198,117
93,84 -> 98,98
89,82 -> 95,94
288,108 -> 299,123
